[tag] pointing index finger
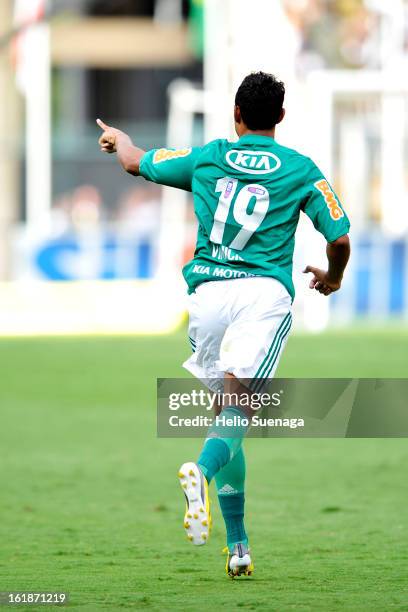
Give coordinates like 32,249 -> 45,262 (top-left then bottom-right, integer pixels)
96,118 -> 109,131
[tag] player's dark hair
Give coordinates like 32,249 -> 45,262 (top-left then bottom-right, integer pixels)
235,72 -> 285,130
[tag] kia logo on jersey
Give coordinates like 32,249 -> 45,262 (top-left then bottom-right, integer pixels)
226,150 -> 281,175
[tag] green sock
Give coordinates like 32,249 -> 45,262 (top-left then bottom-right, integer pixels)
197,406 -> 250,483
216,448 -> 248,552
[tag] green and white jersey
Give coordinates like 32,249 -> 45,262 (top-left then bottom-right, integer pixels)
139,135 -> 350,299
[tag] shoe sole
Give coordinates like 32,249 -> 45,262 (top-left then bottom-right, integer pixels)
178,462 -> 210,546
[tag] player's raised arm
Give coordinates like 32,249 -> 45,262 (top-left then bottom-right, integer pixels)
303,234 -> 351,296
98,117 -> 203,191
97,118 -> 145,176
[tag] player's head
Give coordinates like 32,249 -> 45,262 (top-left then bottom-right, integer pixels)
234,72 -> 285,136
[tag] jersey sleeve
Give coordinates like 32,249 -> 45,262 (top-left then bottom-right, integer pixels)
139,146 -> 203,192
302,161 -> 350,242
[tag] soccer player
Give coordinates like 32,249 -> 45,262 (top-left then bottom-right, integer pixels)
97,71 -> 350,577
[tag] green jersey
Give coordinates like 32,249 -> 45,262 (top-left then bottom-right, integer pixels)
139,134 -> 350,299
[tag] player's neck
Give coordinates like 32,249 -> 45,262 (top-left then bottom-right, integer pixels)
239,128 -> 275,139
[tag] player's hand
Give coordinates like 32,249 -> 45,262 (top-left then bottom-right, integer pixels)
96,118 -> 125,154
303,266 -> 341,296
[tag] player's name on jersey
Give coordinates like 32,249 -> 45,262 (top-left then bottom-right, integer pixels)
192,264 -> 255,280
212,244 -> 244,262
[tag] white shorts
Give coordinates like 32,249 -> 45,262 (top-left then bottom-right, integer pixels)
183,277 -> 292,393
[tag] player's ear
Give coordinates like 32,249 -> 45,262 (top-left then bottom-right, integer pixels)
234,105 -> 242,124
276,108 -> 286,124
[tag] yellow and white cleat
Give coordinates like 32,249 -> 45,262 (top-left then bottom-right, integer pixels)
225,543 -> 254,578
178,462 -> 211,546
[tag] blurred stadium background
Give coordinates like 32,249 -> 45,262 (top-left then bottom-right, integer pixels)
0,0 -> 408,334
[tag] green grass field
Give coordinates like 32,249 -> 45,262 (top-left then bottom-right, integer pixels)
1,329 -> 407,610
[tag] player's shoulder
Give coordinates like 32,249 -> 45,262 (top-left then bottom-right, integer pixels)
200,138 -> 229,153
274,141 -> 321,180
274,140 -> 315,165
193,139 -> 231,165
